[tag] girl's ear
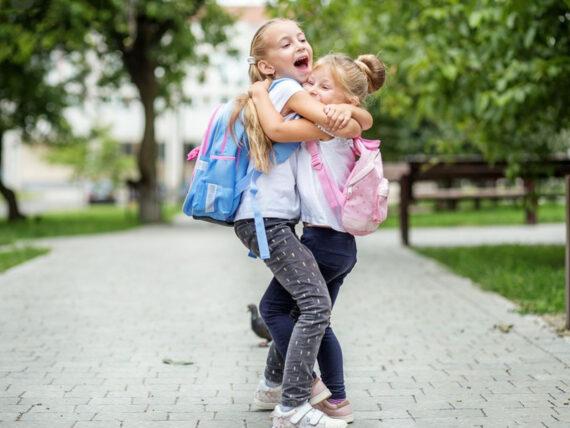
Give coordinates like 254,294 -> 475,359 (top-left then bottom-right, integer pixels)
257,60 -> 275,77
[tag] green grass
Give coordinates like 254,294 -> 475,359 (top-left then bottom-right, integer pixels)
163,203 -> 183,222
415,244 -> 565,314
0,246 -> 50,273
381,201 -> 565,228
0,203 -> 183,244
0,205 -> 141,243
0,236 -> 15,246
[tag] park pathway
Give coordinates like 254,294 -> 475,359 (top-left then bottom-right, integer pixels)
0,220 -> 569,428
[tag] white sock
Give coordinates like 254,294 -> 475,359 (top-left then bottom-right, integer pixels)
265,378 -> 281,388
280,401 -> 309,413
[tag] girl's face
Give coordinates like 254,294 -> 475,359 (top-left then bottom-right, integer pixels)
260,21 -> 313,83
303,65 -> 351,105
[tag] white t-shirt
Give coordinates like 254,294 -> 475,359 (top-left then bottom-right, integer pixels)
235,79 -> 304,221
297,137 -> 356,232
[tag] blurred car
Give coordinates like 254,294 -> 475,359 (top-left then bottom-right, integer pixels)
87,180 -> 116,204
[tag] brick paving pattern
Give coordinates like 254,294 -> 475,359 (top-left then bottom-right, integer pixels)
0,222 -> 568,427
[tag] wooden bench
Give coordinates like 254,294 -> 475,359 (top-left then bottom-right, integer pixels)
413,185 -> 566,210
415,186 -> 527,202
396,158 -> 570,330
398,157 -> 570,246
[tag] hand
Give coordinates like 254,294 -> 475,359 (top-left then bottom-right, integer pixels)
323,104 -> 352,131
248,79 -> 271,97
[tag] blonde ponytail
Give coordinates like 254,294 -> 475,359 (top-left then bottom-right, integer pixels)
228,18 -> 297,173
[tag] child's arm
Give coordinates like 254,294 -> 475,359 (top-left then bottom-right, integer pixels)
324,104 -> 373,131
284,91 -> 362,139
250,85 -> 332,142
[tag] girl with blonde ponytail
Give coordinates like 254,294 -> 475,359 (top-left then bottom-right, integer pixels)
246,52 -> 386,425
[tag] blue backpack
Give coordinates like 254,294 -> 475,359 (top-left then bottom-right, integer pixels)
182,79 -> 299,259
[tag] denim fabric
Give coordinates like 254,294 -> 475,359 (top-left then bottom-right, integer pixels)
261,226 -> 357,399
234,219 -> 332,407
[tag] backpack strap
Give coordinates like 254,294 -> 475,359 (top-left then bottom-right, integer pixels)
187,104 -> 223,161
249,170 -> 270,259
247,143 -> 298,260
243,78 -> 301,261
353,136 -> 385,179
235,167 -> 271,259
273,142 -> 300,163
305,140 -> 345,209
355,136 -> 380,151
268,77 -> 289,91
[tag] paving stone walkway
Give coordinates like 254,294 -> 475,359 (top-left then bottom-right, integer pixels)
0,221 -> 569,428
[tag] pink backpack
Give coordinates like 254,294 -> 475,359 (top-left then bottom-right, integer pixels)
305,137 -> 389,236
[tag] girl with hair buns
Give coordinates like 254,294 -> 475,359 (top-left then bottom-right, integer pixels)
232,19 -> 374,428
248,52 -> 386,425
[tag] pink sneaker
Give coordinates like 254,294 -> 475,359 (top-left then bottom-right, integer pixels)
314,399 -> 354,423
309,377 -> 332,405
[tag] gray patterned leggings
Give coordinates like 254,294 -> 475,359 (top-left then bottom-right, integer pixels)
234,218 -> 332,407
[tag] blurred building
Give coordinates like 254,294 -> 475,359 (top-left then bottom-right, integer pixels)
2,4 -> 266,209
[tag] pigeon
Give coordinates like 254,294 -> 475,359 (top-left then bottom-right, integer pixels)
247,304 -> 272,347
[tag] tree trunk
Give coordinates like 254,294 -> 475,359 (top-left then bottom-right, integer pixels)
0,131 -> 26,222
524,178 -> 538,225
137,84 -> 162,223
122,22 -> 162,223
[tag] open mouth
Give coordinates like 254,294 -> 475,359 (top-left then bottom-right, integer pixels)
294,56 -> 310,69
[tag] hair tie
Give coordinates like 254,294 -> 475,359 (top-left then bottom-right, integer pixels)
247,56 -> 257,65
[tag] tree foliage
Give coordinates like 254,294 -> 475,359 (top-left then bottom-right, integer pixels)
3,0 -> 235,222
46,127 -> 136,188
70,0 -> 235,222
0,0 -> 88,220
83,0 -> 234,106
269,0 -> 570,165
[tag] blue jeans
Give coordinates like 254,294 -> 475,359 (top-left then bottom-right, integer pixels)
235,219 -> 332,407
260,226 -> 357,399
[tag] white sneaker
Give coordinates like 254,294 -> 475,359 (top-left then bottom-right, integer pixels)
253,377 -> 332,410
253,378 -> 282,410
271,402 -> 348,428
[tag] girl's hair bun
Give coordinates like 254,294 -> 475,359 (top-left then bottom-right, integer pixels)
355,54 -> 386,93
